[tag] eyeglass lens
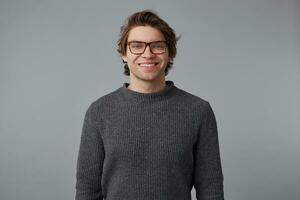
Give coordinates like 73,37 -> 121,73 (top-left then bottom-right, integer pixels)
128,41 -> 166,54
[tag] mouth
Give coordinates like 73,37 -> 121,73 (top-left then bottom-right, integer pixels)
138,62 -> 159,67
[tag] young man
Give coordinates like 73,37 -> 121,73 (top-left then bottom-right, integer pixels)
76,10 -> 224,200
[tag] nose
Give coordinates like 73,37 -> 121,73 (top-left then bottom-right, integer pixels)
142,45 -> 155,58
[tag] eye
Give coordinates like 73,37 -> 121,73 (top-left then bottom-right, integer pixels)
151,42 -> 166,49
130,42 -> 144,49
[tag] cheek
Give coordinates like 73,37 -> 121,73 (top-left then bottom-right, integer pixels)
160,55 -> 169,64
126,55 -> 139,67
130,56 -> 140,64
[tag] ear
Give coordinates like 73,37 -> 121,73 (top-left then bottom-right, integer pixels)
122,55 -> 128,63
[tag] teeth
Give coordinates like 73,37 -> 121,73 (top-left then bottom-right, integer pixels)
139,63 -> 156,67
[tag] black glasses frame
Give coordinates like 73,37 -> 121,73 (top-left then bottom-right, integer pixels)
127,41 -> 167,55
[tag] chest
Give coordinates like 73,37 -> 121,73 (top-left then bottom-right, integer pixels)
100,105 -> 199,167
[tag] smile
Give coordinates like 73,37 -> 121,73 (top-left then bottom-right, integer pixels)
138,63 -> 158,67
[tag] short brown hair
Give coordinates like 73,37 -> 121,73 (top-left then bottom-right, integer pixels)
117,10 -> 179,76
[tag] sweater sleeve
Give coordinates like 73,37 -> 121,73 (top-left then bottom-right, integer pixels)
193,102 -> 224,200
75,105 -> 105,200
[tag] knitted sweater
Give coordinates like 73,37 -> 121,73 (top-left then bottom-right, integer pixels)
75,81 -> 224,200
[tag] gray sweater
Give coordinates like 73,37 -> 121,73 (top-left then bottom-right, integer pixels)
75,81 -> 224,200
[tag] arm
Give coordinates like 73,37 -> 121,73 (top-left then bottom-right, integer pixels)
75,105 -> 105,200
193,102 -> 224,200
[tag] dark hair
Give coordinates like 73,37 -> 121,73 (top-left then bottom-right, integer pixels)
117,10 -> 179,76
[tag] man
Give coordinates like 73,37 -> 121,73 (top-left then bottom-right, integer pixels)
76,10 -> 224,200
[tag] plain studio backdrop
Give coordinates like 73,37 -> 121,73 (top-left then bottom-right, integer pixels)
0,0 -> 299,199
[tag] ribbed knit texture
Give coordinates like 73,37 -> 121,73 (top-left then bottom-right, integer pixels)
75,81 -> 224,200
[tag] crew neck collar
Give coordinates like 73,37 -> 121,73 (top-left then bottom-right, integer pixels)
120,80 -> 175,102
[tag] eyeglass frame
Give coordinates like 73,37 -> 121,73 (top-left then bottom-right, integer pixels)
126,40 -> 168,55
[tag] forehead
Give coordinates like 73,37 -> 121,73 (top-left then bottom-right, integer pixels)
127,26 -> 165,42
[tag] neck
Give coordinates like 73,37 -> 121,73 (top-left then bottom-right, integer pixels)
128,77 -> 167,94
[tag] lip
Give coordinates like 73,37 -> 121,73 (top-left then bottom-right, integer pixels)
137,62 -> 159,72
138,62 -> 159,65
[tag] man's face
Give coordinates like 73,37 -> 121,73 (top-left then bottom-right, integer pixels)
122,26 -> 169,83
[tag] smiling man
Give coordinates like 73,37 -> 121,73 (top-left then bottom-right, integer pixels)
75,10 -> 224,200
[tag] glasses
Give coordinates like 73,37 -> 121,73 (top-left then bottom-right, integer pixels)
127,41 -> 167,55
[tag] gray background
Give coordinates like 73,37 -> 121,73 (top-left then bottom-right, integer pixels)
1,0 -> 299,199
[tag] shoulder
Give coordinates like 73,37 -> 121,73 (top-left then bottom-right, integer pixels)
93,87 -> 122,106
174,86 -> 211,110
173,86 -> 216,122
84,87 -> 123,120
172,86 -> 216,126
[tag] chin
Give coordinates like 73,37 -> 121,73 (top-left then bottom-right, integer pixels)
139,73 -> 165,82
